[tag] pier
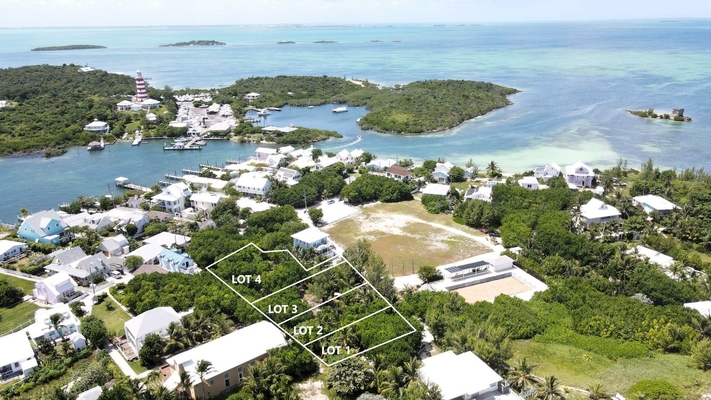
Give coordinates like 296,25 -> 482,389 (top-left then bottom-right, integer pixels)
164,174 -> 182,180
182,169 -> 201,175
114,177 -> 150,192
198,163 -> 223,170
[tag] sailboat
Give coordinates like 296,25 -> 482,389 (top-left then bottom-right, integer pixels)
307,99 -> 314,109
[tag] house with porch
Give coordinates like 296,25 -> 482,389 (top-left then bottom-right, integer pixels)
0,240 -> 27,262
190,192 -> 228,215
0,332 -> 37,380
162,321 -> 287,399
564,161 -> 595,188
276,168 -> 302,185
314,156 -> 341,171
83,119 -> 110,134
158,248 -> 197,274
33,272 -> 78,305
18,210 -> 68,245
385,165 -> 412,182
124,307 -> 181,353
26,303 -> 82,344
534,163 -> 562,182
255,147 -> 277,162
235,173 -> 272,197
432,161 -> 454,183
98,235 -> 129,257
291,227 -> 331,254
45,251 -> 110,286
632,195 -> 677,216
580,198 -> 621,225
518,176 -> 539,191
464,186 -> 493,202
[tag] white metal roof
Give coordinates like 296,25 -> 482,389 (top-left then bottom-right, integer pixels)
629,245 -> 675,268
291,227 -> 329,244
421,184 -> 450,196
144,232 -> 191,248
124,307 -> 181,339
684,301 -> 711,317
0,239 -> 26,255
255,147 -> 278,154
127,243 -> 166,261
633,195 -> 677,212
580,198 -> 621,220
190,192 -> 228,204
0,331 -> 35,369
164,321 -> 286,389
565,161 -> 594,176
419,351 -> 503,400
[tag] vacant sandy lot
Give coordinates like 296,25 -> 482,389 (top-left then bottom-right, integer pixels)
454,277 -> 532,303
324,203 -> 489,276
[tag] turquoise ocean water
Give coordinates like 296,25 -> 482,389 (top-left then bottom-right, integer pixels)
1,21 -> 710,222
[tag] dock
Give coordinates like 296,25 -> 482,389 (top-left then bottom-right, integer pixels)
114,177 -> 150,192
182,169 -> 201,175
164,174 -> 182,180
163,137 -> 203,151
198,163 -> 223,170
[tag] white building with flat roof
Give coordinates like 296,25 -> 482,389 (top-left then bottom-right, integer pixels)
633,195 -> 677,216
291,227 -> 330,250
163,321 -> 287,399
419,351 -> 520,400
0,332 -> 37,379
421,183 -> 450,197
124,307 -> 181,353
0,239 -> 27,262
144,232 -> 191,248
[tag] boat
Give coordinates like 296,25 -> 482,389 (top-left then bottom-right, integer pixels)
163,142 -> 202,151
308,105 -> 314,109
357,135 -> 362,140
193,140 -> 207,146
267,107 -> 282,111
173,137 -> 190,143
131,130 -> 142,146
257,108 -> 271,116
87,138 -> 105,151
332,106 -> 348,113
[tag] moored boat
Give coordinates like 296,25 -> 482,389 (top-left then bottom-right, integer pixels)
332,106 -> 348,113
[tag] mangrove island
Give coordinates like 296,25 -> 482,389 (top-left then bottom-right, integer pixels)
160,40 -> 226,47
628,108 -> 692,122
31,45 -> 106,51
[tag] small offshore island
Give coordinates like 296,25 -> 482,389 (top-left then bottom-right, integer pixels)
313,40 -> 337,44
628,107 -> 692,122
277,41 -> 296,44
31,44 -> 106,51
160,40 -> 226,47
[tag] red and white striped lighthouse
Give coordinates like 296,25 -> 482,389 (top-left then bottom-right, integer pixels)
135,69 -> 148,103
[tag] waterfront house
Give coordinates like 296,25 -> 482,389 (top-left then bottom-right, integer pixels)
158,248 -> 197,274
126,243 -> 166,265
292,227 -> 331,253
580,198 -> 621,225
534,163 -> 562,182
0,239 -> 27,262
255,147 -> 278,162
278,145 -> 295,154
26,303 -> 82,344
0,332 -> 37,380
33,272 -> 78,305
276,168 -> 302,185
335,149 -> 363,165
61,212 -> 113,232
235,173 -> 272,197
144,232 -> 191,248
632,194 -> 677,216
83,119 -> 110,135
98,235 -> 129,257
366,159 -> 397,170
116,100 -> 134,111
162,321 -> 287,398
464,186 -> 493,202
432,171 -> 449,184
152,192 -> 184,216
244,92 -> 261,100
564,161 -> 595,188
418,351 -> 519,400
266,153 -> 286,168
385,165 -> 412,182
518,176 -> 539,191
127,195 -> 147,209
432,162 -> 454,183
124,307 -> 181,353
190,192 -> 228,215
105,207 -> 150,235
182,175 -> 230,191
421,183 -> 451,197
18,210 -> 67,245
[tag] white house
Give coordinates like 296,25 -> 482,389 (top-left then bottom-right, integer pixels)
534,163 -> 562,182
235,173 -> 272,197
244,92 -> 261,100
152,189 -> 185,215
190,192 -> 228,214
0,332 -> 37,379
464,186 -> 493,202
26,303 -> 82,344
418,351 -> 519,400
116,100 -> 134,111
421,183 -> 450,197
105,207 -> 150,235
580,198 -> 621,225
255,147 -> 278,162
628,245 -> 675,268
98,235 -> 129,257
518,176 -> 539,191
276,168 -> 302,185
278,145 -> 295,154
432,161 -> 454,183
126,243 -> 166,265
182,175 -> 229,191
266,153 -> 286,168
45,253 -> 110,286
163,321 -> 287,399
633,195 -> 677,216
144,232 -> 191,248
33,272 -> 78,305
565,161 -> 595,188
335,149 -> 364,165
291,227 -> 330,253
83,119 -> 110,134
141,99 -> 160,109
0,240 -> 27,262
366,159 -> 397,170
385,165 -> 412,182
314,156 -> 341,171
158,248 -> 197,274
124,307 -> 181,353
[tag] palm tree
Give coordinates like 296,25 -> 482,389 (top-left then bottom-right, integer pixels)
243,359 -> 270,399
175,370 -> 194,399
145,386 -> 176,400
486,161 -> 501,178
402,357 -> 422,386
194,359 -> 214,400
19,208 -> 29,219
163,322 -> 188,355
587,382 -> 609,399
507,358 -> 540,391
49,312 -> 68,341
378,366 -> 408,397
540,376 -> 565,400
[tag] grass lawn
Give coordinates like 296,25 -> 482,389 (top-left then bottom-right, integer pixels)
511,340 -> 711,398
90,297 -> 131,336
325,200 -> 489,276
127,359 -> 149,375
0,301 -> 39,335
0,274 -> 37,295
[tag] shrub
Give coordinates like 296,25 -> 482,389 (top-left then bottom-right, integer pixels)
534,326 -> 648,360
418,265 -> 443,283
690,338 -> 711,371
627,379 -> 682,400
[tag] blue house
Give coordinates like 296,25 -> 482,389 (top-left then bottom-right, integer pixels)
158,248 -> 196,274
18,210 -> 68,245
291,227 -> 331,254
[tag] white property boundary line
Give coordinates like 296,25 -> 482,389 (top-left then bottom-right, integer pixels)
205,242 -> 417,366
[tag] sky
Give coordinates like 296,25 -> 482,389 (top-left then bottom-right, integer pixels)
1,0 -> 710,27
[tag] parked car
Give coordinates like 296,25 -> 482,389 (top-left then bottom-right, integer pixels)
489,231 -> 501,237
327,199 -> 335,205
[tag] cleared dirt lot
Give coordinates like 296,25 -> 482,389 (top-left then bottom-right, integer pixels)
454,277 -> 532,303
324,202 -> 489,276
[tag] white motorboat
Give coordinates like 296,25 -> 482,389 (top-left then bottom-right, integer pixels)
332,106 -> 348,113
